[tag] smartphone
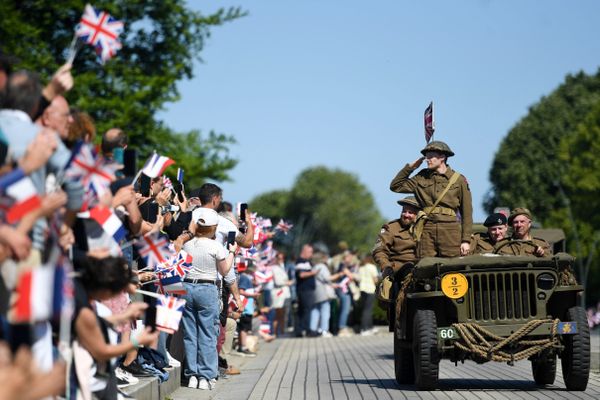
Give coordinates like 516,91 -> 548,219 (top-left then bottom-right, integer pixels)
123,149 -> 137,177
144,302 -> 157,332
8,323 -> 33,354
240,203 -> 248,221
140,174 -> 151,197
173,180 -> 185,203
112,147 -> 124,165
227,231 -> 236,246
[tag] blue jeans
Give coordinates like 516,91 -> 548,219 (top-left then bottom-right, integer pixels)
309,300 -> 331,333
338,291 -> 352,329
181,283 -> 219,380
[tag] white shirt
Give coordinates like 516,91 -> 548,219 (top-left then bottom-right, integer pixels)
183,237 -> 228,281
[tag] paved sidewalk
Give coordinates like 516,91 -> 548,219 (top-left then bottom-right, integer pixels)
170,332 -> 600,400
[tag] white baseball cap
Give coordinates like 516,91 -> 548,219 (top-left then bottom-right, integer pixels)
192,207 -> 219,226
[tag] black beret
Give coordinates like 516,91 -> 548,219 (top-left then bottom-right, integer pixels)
483,213 -> 507,227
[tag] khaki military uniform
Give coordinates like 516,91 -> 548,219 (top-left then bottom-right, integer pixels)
372,219 -> 417,272
390,164 -> 473,258
494,236 -> 552,257
469,232 -> 495,255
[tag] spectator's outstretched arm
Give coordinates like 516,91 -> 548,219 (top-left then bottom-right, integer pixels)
32,63 -> 74,120
75,308 -> 158,362
237,208 -> 255,248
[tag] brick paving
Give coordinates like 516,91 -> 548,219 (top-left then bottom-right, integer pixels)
169,332 -> 600,400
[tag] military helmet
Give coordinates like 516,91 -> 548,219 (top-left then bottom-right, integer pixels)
397,196 -> 421,209
420,140 -> 455,157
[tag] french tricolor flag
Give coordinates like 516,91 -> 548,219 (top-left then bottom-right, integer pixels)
141,152 -> 175,178
78,206 -> 126,243
9,251 -> 71,324
0,168 -> 42,224
177,168 -> 184,183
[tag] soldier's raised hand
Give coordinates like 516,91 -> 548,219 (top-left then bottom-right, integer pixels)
410,156 -> 425,169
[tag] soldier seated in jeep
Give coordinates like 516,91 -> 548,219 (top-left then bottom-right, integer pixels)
469,212 -> 508,254
495,208 -> 552,257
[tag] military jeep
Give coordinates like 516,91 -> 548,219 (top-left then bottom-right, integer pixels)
392,252 -> 590,391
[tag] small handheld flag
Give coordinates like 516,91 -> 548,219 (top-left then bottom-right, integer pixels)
424,101 -> 435,143
177,168 -> 184,183
135,233 -> 172,269
156,294 -> 186,334
0,168 -> 42,224
77,206 -> 126,244
141,152 -> 175,178
72,4 -> 124,64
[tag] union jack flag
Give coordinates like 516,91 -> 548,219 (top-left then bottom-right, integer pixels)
75,4 -> 124,63
156,294 -> 186,334
424,101 -> 435,143
157,250 -> 193,278
135,233 -> 172,269
65,141 -> 120,211
275,219 -> 294,234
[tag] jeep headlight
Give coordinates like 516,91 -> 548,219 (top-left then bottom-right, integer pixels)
536,273 -> 556,290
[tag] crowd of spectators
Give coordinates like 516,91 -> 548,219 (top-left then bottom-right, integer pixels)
587,303 -> 600,330
0,49 -> 384,399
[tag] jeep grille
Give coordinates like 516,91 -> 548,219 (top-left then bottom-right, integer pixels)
466,272 -> 539,321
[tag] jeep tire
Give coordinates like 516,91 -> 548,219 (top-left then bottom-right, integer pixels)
561,306 -> 590,391
412,309 -> 439,390
531,352 -> 556,385
394,330 -> 415,384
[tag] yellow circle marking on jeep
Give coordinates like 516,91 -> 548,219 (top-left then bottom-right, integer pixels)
441,273 -> 468,299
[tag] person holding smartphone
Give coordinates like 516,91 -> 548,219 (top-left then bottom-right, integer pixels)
181,207 -> 237,390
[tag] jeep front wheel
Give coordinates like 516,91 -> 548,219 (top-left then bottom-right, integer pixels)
412,309 -> 439,390
561,306 -> 590,391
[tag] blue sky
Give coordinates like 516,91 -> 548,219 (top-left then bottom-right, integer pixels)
160,0 -> 600,222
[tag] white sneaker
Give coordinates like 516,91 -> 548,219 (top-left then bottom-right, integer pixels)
209,378 -> 217,390
338,328 -> 354,337
116,367 -> 139,385
187,376 -> 198,388
321,331 -> 333,338
360,329 -> 374,336
198,378 -> 210,390
167,351 -> 181,367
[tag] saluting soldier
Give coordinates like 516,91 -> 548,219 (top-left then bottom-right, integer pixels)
495,207 -> 552,257
389,141 -> 473,258
372,196 -> 420,279
470,213 -> 508,254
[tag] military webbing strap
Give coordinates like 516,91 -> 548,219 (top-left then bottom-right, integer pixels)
410,171 -> 461,242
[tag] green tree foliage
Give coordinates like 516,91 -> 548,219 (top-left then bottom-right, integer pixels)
549,102 -> 600,304
250,166 -> 384,255
484,70 -> 600,217
0,0 -> 244,188
249,190 -> 290,223
486,70 -> 600,304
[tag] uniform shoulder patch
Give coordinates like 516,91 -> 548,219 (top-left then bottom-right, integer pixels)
461,174 -> 470,191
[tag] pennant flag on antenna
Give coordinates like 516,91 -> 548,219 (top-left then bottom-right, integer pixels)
424,101 -> 435,143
